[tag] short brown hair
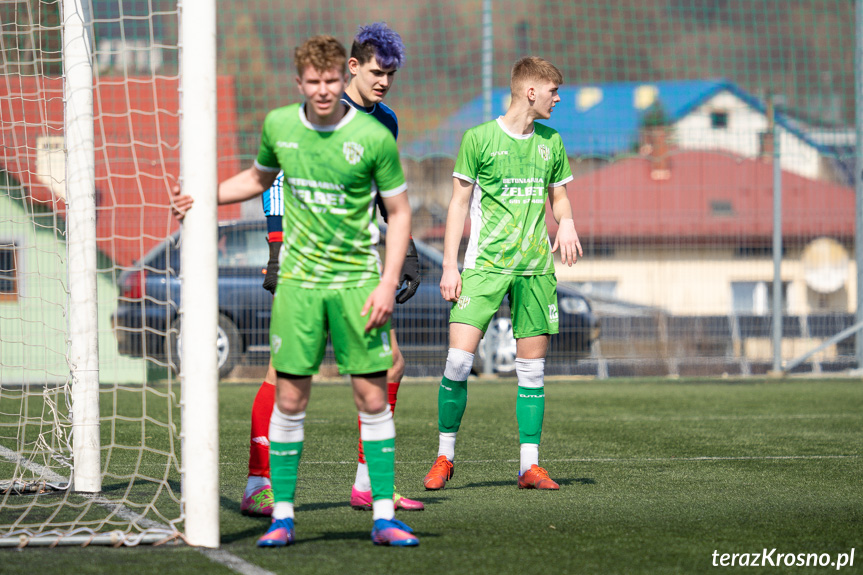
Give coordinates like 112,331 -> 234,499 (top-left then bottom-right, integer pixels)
510,56 -> 563,95
295,35 -> 347,76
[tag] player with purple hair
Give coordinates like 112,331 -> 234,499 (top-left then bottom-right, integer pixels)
240,22 -> 424,519
342,22 -> 404,137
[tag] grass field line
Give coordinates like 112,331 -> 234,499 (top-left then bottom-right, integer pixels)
0,444 -> 69,487
228,413 -> 860,426
565,413 -> 860,422
198,549 -> 276,575
0,444 -> 169,532
0,445 -> 274,575
282,454 -> 860,465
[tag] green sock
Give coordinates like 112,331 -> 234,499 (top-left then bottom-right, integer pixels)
438,376 -> 468,433
363,437 -> 395,502
269,441 -> 303,503
516,386 -> 545,444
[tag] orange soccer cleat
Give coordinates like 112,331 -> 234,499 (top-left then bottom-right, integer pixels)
517,465 -> 560,490
423,455 -> 454,490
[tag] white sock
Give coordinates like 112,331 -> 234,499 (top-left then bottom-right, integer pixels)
372,498 -> 395,521
520,443 -> 539,474
269,408 -> 305,443
244,475 -> 271,497
444,348 -> 475,381
272,501 -> 294,520
354,462 -> 371,492
515,357 -> 545,388
438,432 -> 456,461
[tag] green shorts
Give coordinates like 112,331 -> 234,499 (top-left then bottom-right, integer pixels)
449,270 -> 559,338
270,284 -> 393,376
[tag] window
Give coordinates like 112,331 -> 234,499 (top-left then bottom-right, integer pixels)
734,245 -> 786,258
731,281 -> 788,315
710,200 -> 734,216
218,229 -> 269,268
581,243 -> 615,258
0,243 -> 18,302
577,86 -> 603,112
35,136 -> 66,200
710,111 -> 728,129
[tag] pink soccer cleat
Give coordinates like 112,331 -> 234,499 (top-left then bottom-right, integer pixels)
351,486 -> 425,511
394,492 -> 425,511
241,485 -> 274,517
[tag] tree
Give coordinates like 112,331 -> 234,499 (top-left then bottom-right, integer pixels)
0,0 -> 62,76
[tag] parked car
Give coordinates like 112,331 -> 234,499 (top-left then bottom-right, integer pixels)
113,221 -> 272,378
113,220 -> 599,378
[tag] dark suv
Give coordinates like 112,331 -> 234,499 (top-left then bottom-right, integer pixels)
112,220 -> 599,378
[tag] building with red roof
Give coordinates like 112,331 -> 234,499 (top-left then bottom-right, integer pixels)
548,149 -> 854,243
0,75 -> 242,268
547,149 -> 855,317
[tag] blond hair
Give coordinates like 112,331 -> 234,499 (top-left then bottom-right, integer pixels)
295,35 -> 347,76
510,56 -> 563,96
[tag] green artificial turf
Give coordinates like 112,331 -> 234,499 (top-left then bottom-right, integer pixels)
2,377 -> 861,574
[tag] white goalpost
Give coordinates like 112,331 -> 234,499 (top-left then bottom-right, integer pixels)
65,0 -> 101,496
179,0 -> 220,549
0,0 -> 219,547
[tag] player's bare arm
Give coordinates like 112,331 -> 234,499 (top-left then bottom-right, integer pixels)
219,166 -> 278,205
170,166 -> 277,221
361,190 -> 411,332
440,177 -> 473,302
548,184 -> 582,266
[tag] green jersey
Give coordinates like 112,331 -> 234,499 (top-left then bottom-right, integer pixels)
453,118 -> 573,276
255,104 -> 406,289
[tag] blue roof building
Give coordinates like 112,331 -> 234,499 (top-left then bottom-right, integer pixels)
403,79 -> 853,185
404,79 -> 744,158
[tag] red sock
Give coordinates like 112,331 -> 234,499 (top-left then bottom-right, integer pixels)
357,415 -> 366,464
248,381 -> 275,478
387,381 -> 400,415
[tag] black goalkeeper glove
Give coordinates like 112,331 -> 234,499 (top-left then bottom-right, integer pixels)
262,240 -> 281,294
395,238 -> 421,304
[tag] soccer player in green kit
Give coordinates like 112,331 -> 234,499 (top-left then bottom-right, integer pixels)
422,56 -> 582,492
241,22 -> 423,518
172,36 -> 418,547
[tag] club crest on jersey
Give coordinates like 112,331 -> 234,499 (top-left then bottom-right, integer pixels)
538,144 -> 550,161
379,332 -> 393,357
343,141 -> 364,165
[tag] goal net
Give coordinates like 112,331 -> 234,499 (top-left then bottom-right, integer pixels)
0,0 -> 232,546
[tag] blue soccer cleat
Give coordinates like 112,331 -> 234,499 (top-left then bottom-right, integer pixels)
256,517 -> 295,547
371,518 -> 419,547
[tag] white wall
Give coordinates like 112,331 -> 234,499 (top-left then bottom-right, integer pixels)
674,91 -> 822,180
556,245 -> 856,316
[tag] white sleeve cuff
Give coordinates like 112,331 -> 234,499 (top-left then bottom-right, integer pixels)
254,159 -> 282,173
452,172 -> 475,184
551,175 -> 573,188
378,182 -> 408,198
